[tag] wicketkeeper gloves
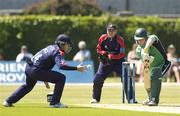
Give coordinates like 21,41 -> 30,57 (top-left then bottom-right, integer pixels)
98,53 -> 109,64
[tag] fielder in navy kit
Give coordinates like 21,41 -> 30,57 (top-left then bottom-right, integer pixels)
91,24 -> 134,103
3,34 -> 87,108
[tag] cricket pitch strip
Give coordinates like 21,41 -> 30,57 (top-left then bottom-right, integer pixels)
76,103 -> 180,114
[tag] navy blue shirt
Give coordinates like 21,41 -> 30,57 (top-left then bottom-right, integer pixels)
31,45 -> 77,70
31,45 -> 63,69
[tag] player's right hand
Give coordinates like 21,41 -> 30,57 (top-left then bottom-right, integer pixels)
44,81 -> 50,89
98,53 -> 109,64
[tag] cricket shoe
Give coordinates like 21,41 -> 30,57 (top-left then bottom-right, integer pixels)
148,100 -> 158,106
3,101 -> 14,107
50,103 -> 68,108
142,99 -> 150,105
129,99 -> 138,104
90,99 -> 99,104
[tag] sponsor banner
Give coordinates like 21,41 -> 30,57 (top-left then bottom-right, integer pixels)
0,61 -> 94,83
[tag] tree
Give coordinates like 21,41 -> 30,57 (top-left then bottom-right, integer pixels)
24,0 -> 102,16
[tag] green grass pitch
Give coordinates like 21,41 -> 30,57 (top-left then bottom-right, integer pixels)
1,79 -> 180,116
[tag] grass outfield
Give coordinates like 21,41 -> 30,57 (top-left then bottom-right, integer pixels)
1,79 -> 180,116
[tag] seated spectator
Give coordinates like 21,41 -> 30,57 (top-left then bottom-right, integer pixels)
0,53 -> 5,60
166,44 -> 180,83
16,45 -> 33,63
73,41 -> 91,62
127,43 -> 143,82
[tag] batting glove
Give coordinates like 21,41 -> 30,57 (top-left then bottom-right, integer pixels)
142,53 -> 150,62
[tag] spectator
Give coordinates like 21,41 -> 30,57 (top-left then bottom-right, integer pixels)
73,41 -> 91,62
127,43 -> 143,82
0,53 -> 5,60
16,45 -> 33,62
166,44 -> 180,83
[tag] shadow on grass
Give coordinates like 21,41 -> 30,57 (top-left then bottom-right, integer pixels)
1,104 -> 94,109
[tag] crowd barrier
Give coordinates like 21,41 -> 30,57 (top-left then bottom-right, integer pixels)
0,61 -> 94,84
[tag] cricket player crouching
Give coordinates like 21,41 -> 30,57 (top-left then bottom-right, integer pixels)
3,34 -> 87,108
134,28 -> 171,106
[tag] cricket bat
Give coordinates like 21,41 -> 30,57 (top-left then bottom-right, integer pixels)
143,59 -> 151,90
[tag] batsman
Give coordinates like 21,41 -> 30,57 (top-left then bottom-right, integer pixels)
134,28 -> 171,106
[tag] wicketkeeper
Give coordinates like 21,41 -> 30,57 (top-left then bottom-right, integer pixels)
91,24 -> 135,103
134,28 -> 171,106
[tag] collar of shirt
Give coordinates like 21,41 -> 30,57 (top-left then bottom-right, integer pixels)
59,50 -> 65,56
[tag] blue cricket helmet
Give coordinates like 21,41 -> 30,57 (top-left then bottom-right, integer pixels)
55,34 -> 72,46
134,28 -> 148,41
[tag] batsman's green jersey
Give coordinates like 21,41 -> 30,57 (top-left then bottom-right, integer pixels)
135,34 -> 168,104
136,35 -> 166,69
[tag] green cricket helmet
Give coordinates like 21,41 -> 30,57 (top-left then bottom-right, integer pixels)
134,28 -> 148,41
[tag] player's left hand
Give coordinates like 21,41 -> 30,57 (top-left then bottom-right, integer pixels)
77,65 -> 87,72
142,48 -> 150,62
142,53 -> 151,62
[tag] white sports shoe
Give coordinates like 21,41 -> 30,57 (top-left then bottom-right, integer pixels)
3,101 -> 13,107
50,103 -> 68,108
90,99 -> 99,104
142,99 -> 150,105
148,100 -> 158,106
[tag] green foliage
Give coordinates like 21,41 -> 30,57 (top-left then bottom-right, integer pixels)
23,0 -> 102,16
0,15 -> 180,70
